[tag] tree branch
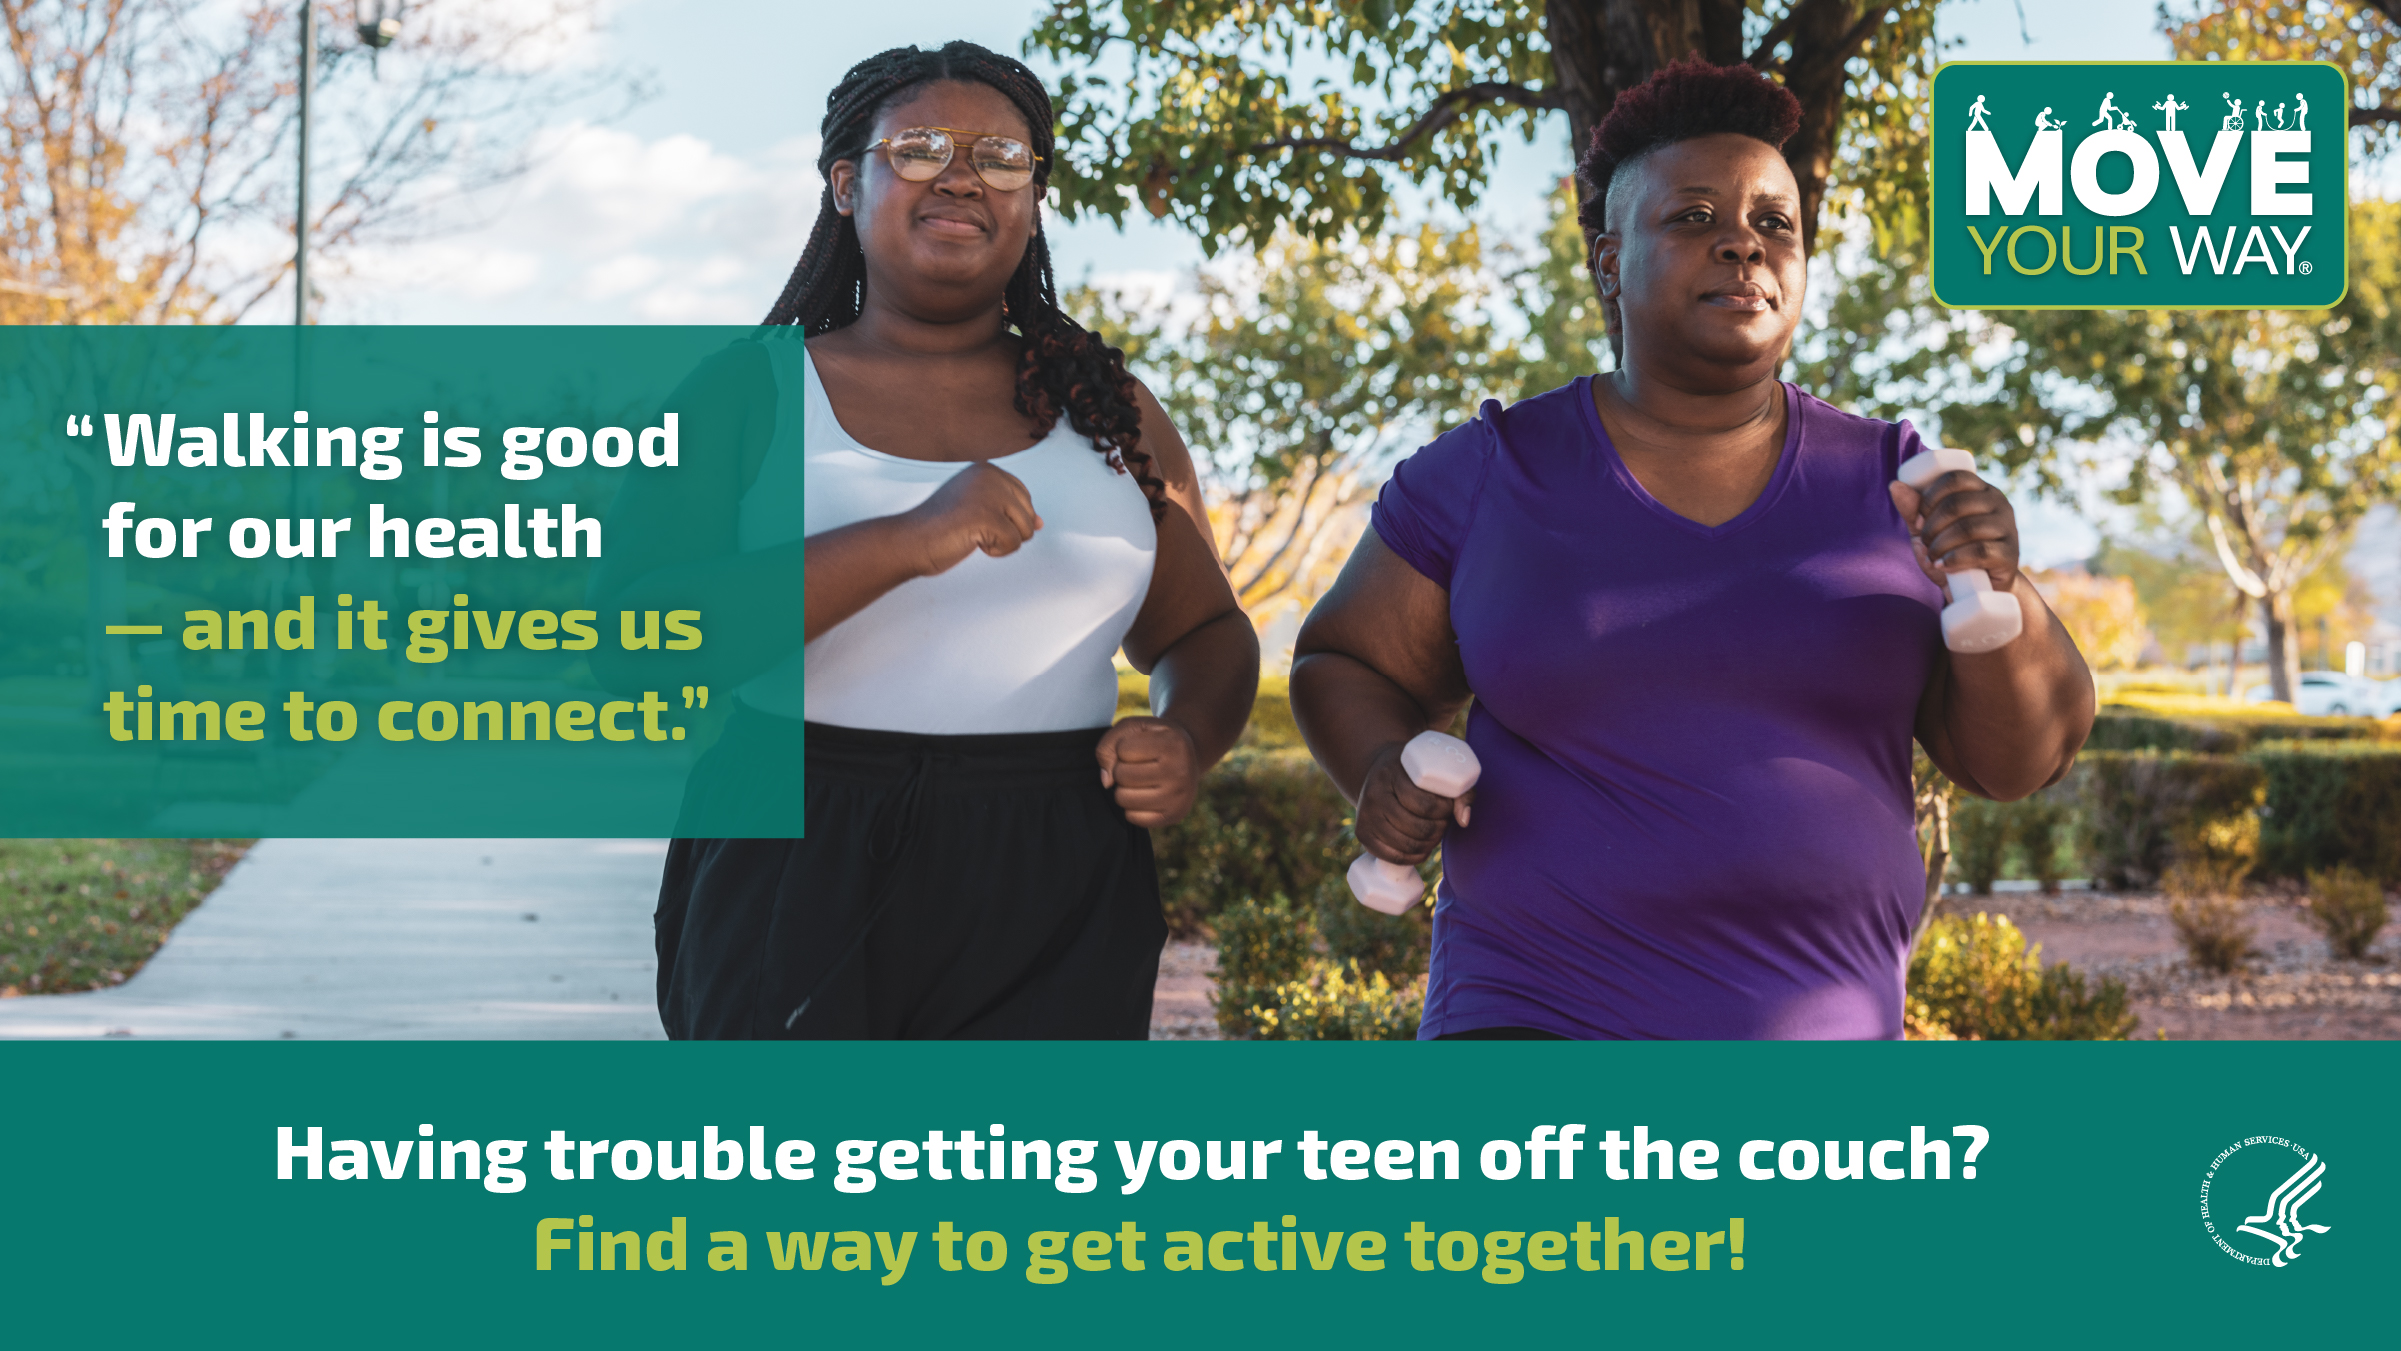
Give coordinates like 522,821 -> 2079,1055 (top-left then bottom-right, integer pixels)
2352,104 -> 2401,128
1746,10 -> 1802,67
2204,510 -> 2270,599
1230,450 -> 1328,598
1749,0 -> 1883,76
1827,5 -> 1888,70
2180,453 -> 2273,600
1248,81 -> 1563,162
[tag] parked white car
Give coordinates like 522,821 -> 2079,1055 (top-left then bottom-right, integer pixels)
2241,672 -> 2401,717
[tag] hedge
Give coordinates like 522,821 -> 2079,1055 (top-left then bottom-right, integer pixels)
2085,706 -> 2389,754
2072,750 -> 2265,891
2246,741 -> 2401,887
1138,687 -> 2401,927
1948,789 -> 2074,895
1151,747 -> 1352,935
1129,672 -> 1372,934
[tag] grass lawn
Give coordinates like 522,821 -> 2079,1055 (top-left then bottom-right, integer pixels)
0,840 -> 252,996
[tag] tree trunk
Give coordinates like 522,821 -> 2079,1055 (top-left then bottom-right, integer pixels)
1909,774 -> 1952,959
1544,1 -> 1754,221
1774,0 -> 1869,257
2262,591 -> 2301,705
2224,592 -> 2245,702
1546,0 -> 1880,262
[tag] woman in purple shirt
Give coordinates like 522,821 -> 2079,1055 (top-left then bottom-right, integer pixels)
1289,60 -> 2095,1040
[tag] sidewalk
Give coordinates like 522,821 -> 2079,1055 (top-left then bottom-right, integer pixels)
0,838 -> 668,1039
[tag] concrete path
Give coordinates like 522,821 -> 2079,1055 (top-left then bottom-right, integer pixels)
0,838 -> 668,1039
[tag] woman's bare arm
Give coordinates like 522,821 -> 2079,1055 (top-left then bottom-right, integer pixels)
1289,530 -> 1475,865
1105,382 -> 1259,827
1897,472 -> 2096,800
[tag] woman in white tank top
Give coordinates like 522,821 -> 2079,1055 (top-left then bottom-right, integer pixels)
596,43 -> 1258,1040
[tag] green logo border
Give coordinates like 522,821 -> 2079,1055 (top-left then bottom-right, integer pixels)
1926,60 -> 2353,312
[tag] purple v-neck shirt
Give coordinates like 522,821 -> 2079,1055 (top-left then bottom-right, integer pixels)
1371,379 -> 1946,1040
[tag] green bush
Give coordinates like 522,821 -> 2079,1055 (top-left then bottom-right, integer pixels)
1314,874 -> 1432,980
2087,707 -> 2385,754
1209,893 -> 1317,1039
2303,865 -> 2390,960
1211,880 -> 1434,1040
1942,787 -> 2077,896
2246,742 -> 2401,886
1906,912 -> 2137,1040
2074,751 -> 2264,891
1153,749 -> 1353,936
1248,959 -> 1424,1041
2087,711 -> 2234,753
1949,796 -> 2012,895
2167,892 -> 2255,974
2014,791 -> 2075,893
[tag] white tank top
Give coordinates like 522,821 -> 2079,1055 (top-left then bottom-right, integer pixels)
736,333 -> 1157,733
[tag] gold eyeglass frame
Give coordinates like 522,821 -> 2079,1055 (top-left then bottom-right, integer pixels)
869,126 -> 1045,191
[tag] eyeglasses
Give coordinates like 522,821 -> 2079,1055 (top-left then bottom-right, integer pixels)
870,126 -> 1043,192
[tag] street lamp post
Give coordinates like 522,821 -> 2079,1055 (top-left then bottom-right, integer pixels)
295,4 -> 401,325
294,2 -> 316,326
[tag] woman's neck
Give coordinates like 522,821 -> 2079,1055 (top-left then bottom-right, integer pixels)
1597,359 -> 1783,445
1591,355 -> 1789,527
834,291 -> 1013,361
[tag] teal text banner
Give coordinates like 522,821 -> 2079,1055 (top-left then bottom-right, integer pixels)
1,1042 -> 2388,1346
1931,62 -> 2349,309
0,326 -> 802,837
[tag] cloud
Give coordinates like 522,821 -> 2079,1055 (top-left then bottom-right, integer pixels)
335,122 -> 821,322
580,252 -> 662,299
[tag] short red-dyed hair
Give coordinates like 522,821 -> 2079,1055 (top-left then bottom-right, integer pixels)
1573,57 -> 1804,243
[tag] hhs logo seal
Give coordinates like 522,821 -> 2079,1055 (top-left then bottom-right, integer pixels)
2200,1136 -> 2332,1267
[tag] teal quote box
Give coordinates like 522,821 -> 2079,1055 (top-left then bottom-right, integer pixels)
0,326 -> 801,838
1930,62 -> 2349,309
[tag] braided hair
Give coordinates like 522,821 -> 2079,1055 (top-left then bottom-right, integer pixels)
1572,58 -> 1803,362
763,42 -> 1166,519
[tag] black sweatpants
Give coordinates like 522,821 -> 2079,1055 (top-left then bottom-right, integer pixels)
655,710 -> 1166,1040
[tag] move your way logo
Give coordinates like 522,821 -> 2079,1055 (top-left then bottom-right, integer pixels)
2199,1136 -> 2333,1268
1931,62 -> 2348,309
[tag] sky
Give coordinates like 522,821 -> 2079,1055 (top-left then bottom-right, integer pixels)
315,0 -> 2195,565
330,0 -> 2176,327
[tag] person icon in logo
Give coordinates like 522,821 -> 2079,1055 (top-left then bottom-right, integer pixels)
2222,91 -> 2244,130
2153,93 -> 2188,130
2273,101 -> 2287,129
2294,91 -> 2309,131
2255,98 -> 2268,128
2035,106 -> 2062,132
2091,91 -> 2121,127
1967,93 -> 1992,132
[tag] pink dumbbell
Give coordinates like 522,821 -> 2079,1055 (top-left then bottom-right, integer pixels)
1346,730 -> 1482,915
1896,446 -> 2024,654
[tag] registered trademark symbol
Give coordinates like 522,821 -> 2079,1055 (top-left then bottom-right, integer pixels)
2300,261 -> 2314,274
